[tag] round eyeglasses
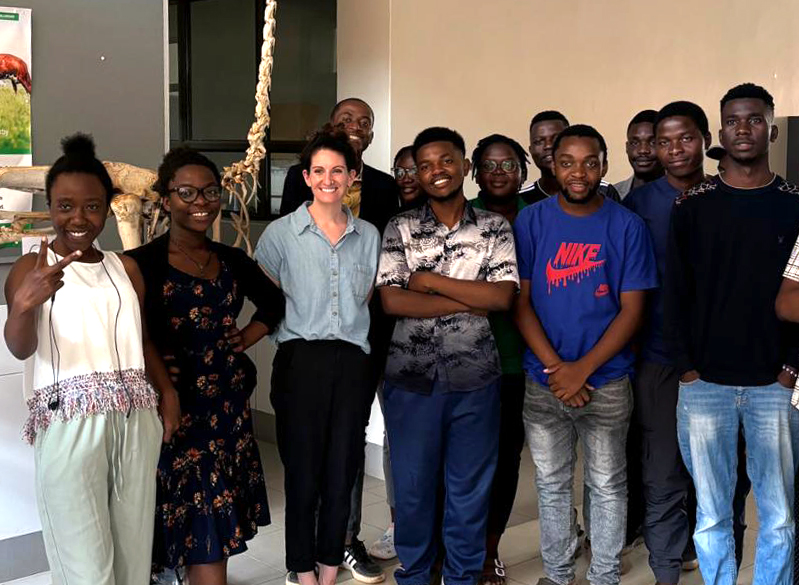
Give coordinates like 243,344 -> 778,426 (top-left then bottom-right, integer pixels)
169,185 -> 223,203
393,166 -> 417,180
480,159 -> 520,174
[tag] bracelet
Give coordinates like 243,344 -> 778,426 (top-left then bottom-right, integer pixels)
782,364 -> 798,377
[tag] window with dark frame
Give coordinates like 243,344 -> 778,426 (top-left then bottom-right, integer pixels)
168,0 -> 337,219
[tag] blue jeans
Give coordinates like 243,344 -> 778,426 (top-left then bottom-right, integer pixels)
677,379 -> 799,585
384,379 -> 500,585
524,376 -> 632,585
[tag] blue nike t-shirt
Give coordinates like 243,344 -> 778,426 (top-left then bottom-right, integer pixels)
513,195 -> 658,387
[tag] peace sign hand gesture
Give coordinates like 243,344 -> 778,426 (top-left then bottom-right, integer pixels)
13,238 -> 82,312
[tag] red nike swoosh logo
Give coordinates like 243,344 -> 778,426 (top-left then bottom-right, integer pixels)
546,258 -> 606,293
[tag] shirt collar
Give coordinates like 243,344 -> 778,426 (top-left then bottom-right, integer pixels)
419,199 -> 478,227
535,179 -> 553,197
292,201 -> 360,235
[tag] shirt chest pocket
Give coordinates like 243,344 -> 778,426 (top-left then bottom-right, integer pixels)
344,263 -> 374,301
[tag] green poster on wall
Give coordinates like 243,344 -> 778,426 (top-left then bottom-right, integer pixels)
0,7 -> 32,251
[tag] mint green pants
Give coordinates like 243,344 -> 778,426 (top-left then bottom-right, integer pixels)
34,408 -> 162,585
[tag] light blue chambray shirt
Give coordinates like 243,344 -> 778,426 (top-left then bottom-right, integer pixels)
255,202 -> 381,354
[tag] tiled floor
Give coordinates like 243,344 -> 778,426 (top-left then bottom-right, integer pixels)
5,440 -> 759,585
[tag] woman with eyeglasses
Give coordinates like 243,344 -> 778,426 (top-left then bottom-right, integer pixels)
469,134 -> 531,585
126,147 -> 285,585
392,145 -> 424,210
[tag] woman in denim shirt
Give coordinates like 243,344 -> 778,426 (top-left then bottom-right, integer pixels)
255,128 -> 380,585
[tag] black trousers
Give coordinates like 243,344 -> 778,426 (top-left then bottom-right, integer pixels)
486,373 -> 527,536
345,302 -> 392,541
633,360 -> 750,584
626,415 -> 645,544
271,340 -> 372,572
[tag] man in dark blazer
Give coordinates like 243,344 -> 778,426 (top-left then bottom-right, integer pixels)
279,97 -> 399,235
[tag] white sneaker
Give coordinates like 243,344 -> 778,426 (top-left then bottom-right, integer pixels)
369,524 -> 397,560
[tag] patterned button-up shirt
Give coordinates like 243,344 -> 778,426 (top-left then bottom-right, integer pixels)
782,233 -> 799,410
377,201 -> 519,393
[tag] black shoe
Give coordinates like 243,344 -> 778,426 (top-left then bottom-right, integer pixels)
342,539 -> 386,583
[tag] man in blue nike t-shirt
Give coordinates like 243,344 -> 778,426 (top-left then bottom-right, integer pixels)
514,124 -> 657,585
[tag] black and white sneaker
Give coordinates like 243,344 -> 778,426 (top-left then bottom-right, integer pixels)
342,539 -> 386,583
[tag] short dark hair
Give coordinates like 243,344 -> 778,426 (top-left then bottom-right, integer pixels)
627,109 -> 658,131
411,127 -> 466,160
470,133 -> 530,183
720,82 -> 775,113
153,147 -> 222,198
299,125 -> 358,172
654,101 -> 710,136
552,124 -> 608,159
329,97 -> 375,122
529,110 -> 570,133
393,145 -> 414,167
46,133 -> 114,205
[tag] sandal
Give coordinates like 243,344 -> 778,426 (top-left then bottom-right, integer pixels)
478,558 -> 506,585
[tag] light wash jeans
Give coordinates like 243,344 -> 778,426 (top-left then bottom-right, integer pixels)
524,376 -> 632,585
677,378 -> 799,585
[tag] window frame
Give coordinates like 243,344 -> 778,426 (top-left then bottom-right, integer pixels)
169,0 -> 305,220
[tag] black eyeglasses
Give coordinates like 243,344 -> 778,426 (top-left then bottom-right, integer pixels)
169,185 -> 223,203
480,160 -> 520,174
393,166 -> 417,180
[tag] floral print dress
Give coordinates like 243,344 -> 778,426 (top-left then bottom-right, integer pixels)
152,261 -> 270,569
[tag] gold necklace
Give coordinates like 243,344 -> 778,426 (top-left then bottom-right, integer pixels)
171,239 -> 213,276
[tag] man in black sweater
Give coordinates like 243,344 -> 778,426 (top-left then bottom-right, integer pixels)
665,83 -> 799,585
280,98 -> 397,584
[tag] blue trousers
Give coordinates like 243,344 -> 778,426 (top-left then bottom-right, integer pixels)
678,379 -> 799,585
384,379 -> 500,585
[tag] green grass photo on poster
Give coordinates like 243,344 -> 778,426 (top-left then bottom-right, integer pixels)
0,84 -> 30,154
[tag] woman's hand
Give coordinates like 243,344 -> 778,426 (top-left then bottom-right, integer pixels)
14,238 -> 82,312
225,322 -> 270,353
159,387 -> 181,443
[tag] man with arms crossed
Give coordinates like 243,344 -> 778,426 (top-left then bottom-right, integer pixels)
377,127 -> 518,585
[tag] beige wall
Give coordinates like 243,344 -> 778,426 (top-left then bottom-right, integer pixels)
337,0 -> 392,173
340,0 -> 799,190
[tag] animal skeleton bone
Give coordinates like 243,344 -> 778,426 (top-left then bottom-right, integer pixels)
0,0 -> 277,253
0,162 -> 161,250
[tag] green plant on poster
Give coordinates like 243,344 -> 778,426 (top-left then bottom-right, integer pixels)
0,84 -> 30,154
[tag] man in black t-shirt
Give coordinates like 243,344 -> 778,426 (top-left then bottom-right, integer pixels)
521,110 -> 620,205
665,83 -> 799,585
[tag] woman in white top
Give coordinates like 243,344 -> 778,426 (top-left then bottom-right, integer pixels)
3,134 -> 179,585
